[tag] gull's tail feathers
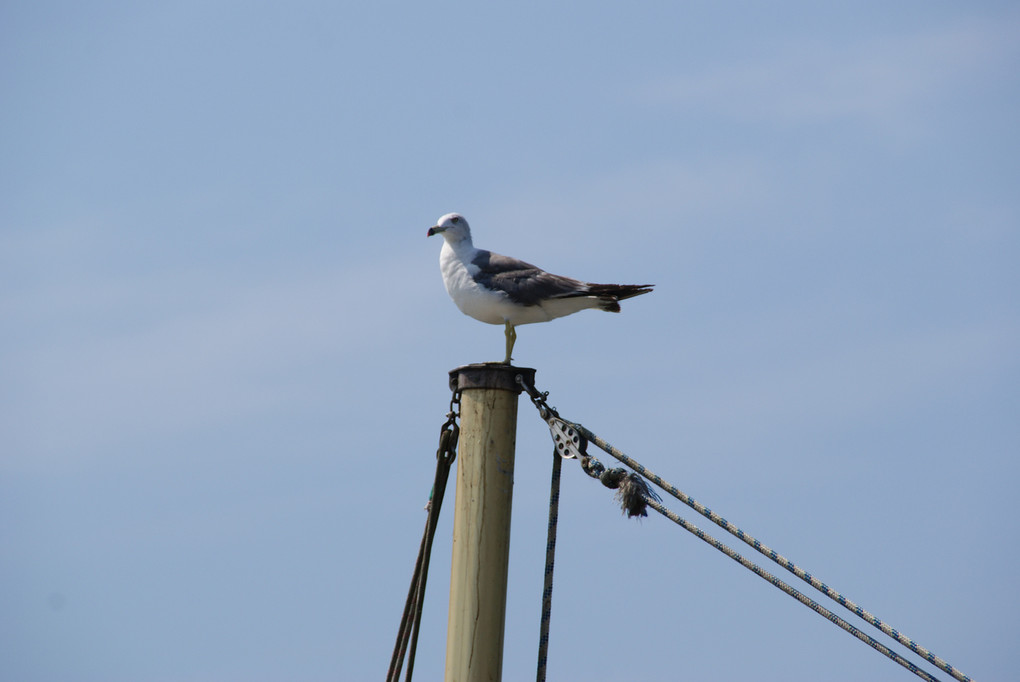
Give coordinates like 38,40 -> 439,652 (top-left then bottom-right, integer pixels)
587,283 -> 654,313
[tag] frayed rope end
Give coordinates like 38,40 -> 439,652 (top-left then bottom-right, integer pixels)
599,468 -> 661,518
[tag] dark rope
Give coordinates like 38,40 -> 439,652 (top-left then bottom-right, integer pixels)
387,401 -> 459,682
536,449 -> 562,682
388,525 -> 429,681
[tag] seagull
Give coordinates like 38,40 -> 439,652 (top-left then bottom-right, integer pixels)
427,213 -> 653,363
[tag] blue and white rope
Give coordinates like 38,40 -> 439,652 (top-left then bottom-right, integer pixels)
568,420 -> 972,682
645,495 -> 941,682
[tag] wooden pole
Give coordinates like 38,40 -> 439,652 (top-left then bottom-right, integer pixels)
444,363 -> 535,682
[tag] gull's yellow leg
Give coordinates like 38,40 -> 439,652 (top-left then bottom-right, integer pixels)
503,321 -> 516,364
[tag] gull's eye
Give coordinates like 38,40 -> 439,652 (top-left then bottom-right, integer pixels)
451,216 -> 460,224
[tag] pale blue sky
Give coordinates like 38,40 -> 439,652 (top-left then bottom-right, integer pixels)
2,2 -> 1018,680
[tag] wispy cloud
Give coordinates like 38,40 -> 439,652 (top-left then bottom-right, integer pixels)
1,245 -> 435,470
666,310 -> 1020,465
639,15 -> 1020,130
487,155 -> 775,260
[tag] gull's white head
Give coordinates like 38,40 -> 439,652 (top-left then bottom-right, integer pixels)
426,213 -> 472,245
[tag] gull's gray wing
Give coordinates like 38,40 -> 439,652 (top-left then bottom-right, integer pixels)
471,250 -> 590,306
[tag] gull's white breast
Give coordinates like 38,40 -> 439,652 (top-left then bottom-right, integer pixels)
439,242 -> 515,325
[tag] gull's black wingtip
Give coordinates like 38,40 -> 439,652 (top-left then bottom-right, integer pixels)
589,283 -> 655,301
589,283 -> 654,312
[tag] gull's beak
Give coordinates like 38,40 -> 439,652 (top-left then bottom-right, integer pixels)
427,225 -> 445,237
